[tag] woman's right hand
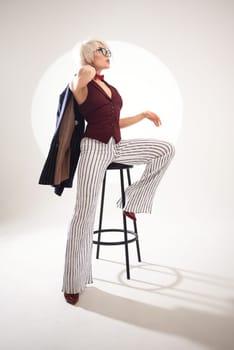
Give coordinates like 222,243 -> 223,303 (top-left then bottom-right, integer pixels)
78,65 -> 96,83
70,65 -> 96,104
71,65 -> 96,90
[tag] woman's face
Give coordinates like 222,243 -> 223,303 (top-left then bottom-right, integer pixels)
92,44 -> 111,71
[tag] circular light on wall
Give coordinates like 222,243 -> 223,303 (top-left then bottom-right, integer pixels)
31,40 -> 183,156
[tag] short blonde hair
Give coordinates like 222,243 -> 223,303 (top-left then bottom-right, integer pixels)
80,39 -> 109,65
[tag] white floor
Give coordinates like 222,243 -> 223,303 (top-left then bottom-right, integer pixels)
0,210 -> 233,350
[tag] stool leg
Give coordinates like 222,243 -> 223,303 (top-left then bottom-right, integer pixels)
126,169 -> 142,262
120,169 -> 130,279
96,172 -> 107,259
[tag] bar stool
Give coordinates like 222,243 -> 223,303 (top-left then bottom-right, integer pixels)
93,162 -> 141,279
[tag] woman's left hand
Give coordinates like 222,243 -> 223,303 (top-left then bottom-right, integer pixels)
143,111 -> 162,127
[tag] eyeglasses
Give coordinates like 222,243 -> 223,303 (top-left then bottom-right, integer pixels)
95,47 -> 112,57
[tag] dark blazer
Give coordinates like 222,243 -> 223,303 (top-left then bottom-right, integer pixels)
38,85 -> 85,196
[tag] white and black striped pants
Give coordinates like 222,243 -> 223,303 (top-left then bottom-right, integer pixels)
62,137 -> 175,294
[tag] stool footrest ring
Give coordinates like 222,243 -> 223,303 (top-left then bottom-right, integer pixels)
93,229 -> 138,246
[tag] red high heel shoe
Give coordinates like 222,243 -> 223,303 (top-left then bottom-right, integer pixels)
123,211 -> 137,221
64,293 -> 79,305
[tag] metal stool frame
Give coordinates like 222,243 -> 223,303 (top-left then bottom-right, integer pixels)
93,163 -> 141,279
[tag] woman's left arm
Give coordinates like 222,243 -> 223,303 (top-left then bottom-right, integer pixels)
119,111 -> 162,129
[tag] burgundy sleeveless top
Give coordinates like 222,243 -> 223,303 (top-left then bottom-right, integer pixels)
78,80 -> 123,143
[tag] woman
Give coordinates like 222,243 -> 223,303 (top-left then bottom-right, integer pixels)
62,39 -> 175,305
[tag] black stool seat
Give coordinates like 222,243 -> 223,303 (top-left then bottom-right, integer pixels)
107,162 -> 133,170
93,162 -> 141,279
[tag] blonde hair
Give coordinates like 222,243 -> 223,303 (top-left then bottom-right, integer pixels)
80,39 -> 109,65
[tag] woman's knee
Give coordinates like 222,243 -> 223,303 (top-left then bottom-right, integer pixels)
167,142 -> 175,158
153,140 -> 175,159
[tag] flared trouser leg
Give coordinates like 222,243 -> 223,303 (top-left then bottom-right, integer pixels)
114,138 -> 175,213
62,138 -> 114,294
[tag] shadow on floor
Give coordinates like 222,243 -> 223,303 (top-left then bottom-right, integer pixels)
79,261 -> 234,350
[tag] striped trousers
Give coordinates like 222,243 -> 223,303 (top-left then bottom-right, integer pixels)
62,137 -> 175,294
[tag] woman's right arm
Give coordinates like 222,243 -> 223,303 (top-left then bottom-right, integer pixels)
69,65 -> 96,104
